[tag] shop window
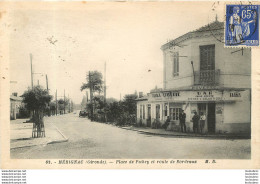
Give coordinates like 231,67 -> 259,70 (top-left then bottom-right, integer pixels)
140,105 -> 142,119
173,52 -> 179,77
164,103 -> 168,116
147,105 -> 151,119
156,105 -> 160,119
143,105 -> 145,119
169,108 -> 182,121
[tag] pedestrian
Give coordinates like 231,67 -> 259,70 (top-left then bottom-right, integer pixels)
199,112 -> 206,134
163,116 -> 170,130
179,110 -> 186,133
192,111 -> 200,133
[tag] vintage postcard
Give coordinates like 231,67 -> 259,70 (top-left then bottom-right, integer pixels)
0,1 -> 259,169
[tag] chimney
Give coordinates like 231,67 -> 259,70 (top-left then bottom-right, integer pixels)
139,92 -> 143,98
12,92 -> 18,97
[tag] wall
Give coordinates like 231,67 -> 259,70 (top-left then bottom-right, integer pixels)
163,32 -> 251,90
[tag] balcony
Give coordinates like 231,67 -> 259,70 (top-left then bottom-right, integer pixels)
194,69 -> 220,85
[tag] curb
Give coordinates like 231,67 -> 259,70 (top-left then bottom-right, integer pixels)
50,122 -> 68,141
47,139 -> 68,144
10,123 -> 69,150
121,127 -> 250,139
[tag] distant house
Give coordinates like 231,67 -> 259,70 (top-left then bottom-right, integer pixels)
10,93 -> 24,120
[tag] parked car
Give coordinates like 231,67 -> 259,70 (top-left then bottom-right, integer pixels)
79,110 -> 88,117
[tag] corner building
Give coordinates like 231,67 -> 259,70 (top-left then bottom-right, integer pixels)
136,20 -> 251,134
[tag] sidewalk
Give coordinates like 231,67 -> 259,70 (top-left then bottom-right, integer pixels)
120,126 -> 250,139
10,117 -> 68,149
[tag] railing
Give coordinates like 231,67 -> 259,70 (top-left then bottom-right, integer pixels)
194,69 -> 220,85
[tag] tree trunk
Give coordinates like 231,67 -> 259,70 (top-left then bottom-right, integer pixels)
32,110 -> 45,138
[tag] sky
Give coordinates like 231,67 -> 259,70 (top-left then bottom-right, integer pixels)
9,2 -> 223,104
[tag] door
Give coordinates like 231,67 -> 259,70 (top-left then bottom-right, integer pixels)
198,103 -> 206,116
156,105 -> 160,120
207,103 -> 216,133
147,105 -> 151,127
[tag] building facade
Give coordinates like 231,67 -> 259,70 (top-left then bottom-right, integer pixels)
10,93 -> 24,120
136,20 -> 251,134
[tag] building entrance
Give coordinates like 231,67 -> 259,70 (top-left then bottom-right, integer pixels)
197,103 -> 216,133
207,103 -> 216,133
147,105 -> 151,127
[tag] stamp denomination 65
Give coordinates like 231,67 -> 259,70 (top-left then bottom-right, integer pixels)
225,4 -> 259,47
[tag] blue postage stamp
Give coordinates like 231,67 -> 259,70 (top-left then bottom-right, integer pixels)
225,4 -> 259,47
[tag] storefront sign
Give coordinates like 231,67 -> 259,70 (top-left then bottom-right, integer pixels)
151,91 -> 180,98
229,92 -> 241,97
192,85 -> 219,90
148,90 -> 248,102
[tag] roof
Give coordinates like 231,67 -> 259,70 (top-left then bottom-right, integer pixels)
10,95 -> 23,101
135,96 -> 148,101
161,20 -> 224,50
191,20 -> 224,33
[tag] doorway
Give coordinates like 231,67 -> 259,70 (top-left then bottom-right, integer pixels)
198,103 -> 206,116
147,105 -> 151,127
207,103 -> 216,133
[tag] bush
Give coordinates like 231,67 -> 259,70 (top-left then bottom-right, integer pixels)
18,106 -> 30,118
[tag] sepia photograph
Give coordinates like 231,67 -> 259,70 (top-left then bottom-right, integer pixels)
1,1 -> 259,169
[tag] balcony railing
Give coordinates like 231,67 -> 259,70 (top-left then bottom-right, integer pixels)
194,69 -> 220,85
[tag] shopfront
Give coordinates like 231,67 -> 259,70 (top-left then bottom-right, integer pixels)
137,89 -> 250,133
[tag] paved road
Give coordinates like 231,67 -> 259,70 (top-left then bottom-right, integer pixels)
11,113 -> 251,159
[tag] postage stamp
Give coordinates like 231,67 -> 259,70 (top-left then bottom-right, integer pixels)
225,4 -> 259,47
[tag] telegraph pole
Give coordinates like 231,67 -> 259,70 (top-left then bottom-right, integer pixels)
104,62 -> 106,104
64,89 -> 66,114
86,91 -> 89,102
30,53 -> 33,89
68,94 -> 70,113
104,62 -> 107,122
55,90 -> 58,116
46,74 -> 49,91
89,71 -> 93,121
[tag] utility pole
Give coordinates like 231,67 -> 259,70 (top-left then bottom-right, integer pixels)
30,53 -> 33,89
104,61 -> 107,122
46,74 -> 49,91
55,90 -> 58,116
64,89 -> 66,115
104,61 -> 106,104
37,80 -> 39,86
89,71 -> 93,121
191,61 -> 195,85
86,91 -> 89,102
68,94 -> 70,113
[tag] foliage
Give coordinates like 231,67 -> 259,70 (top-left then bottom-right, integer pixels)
80,71 -> 103,93
89,93 -> 137,126
22,86 -> 52,138
22,86 -> 52,111
18,106 -> 30,118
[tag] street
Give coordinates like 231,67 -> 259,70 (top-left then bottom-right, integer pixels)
11,112 -> 251,159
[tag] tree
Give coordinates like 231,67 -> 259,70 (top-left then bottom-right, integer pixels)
58,98 -> 69,113
80,71 -> 103,93
22,86 -> 52,138
81,71 -> 103,120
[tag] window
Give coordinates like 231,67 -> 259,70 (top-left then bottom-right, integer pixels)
164,103 -> 168,116
140,105 -> 142,119
200,45 -> 215,71
147,105 -> 151,119
156,105 -> 160,119
169,108 -> 182,121
173,52 -> 179,77
143,105 -> 145,119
